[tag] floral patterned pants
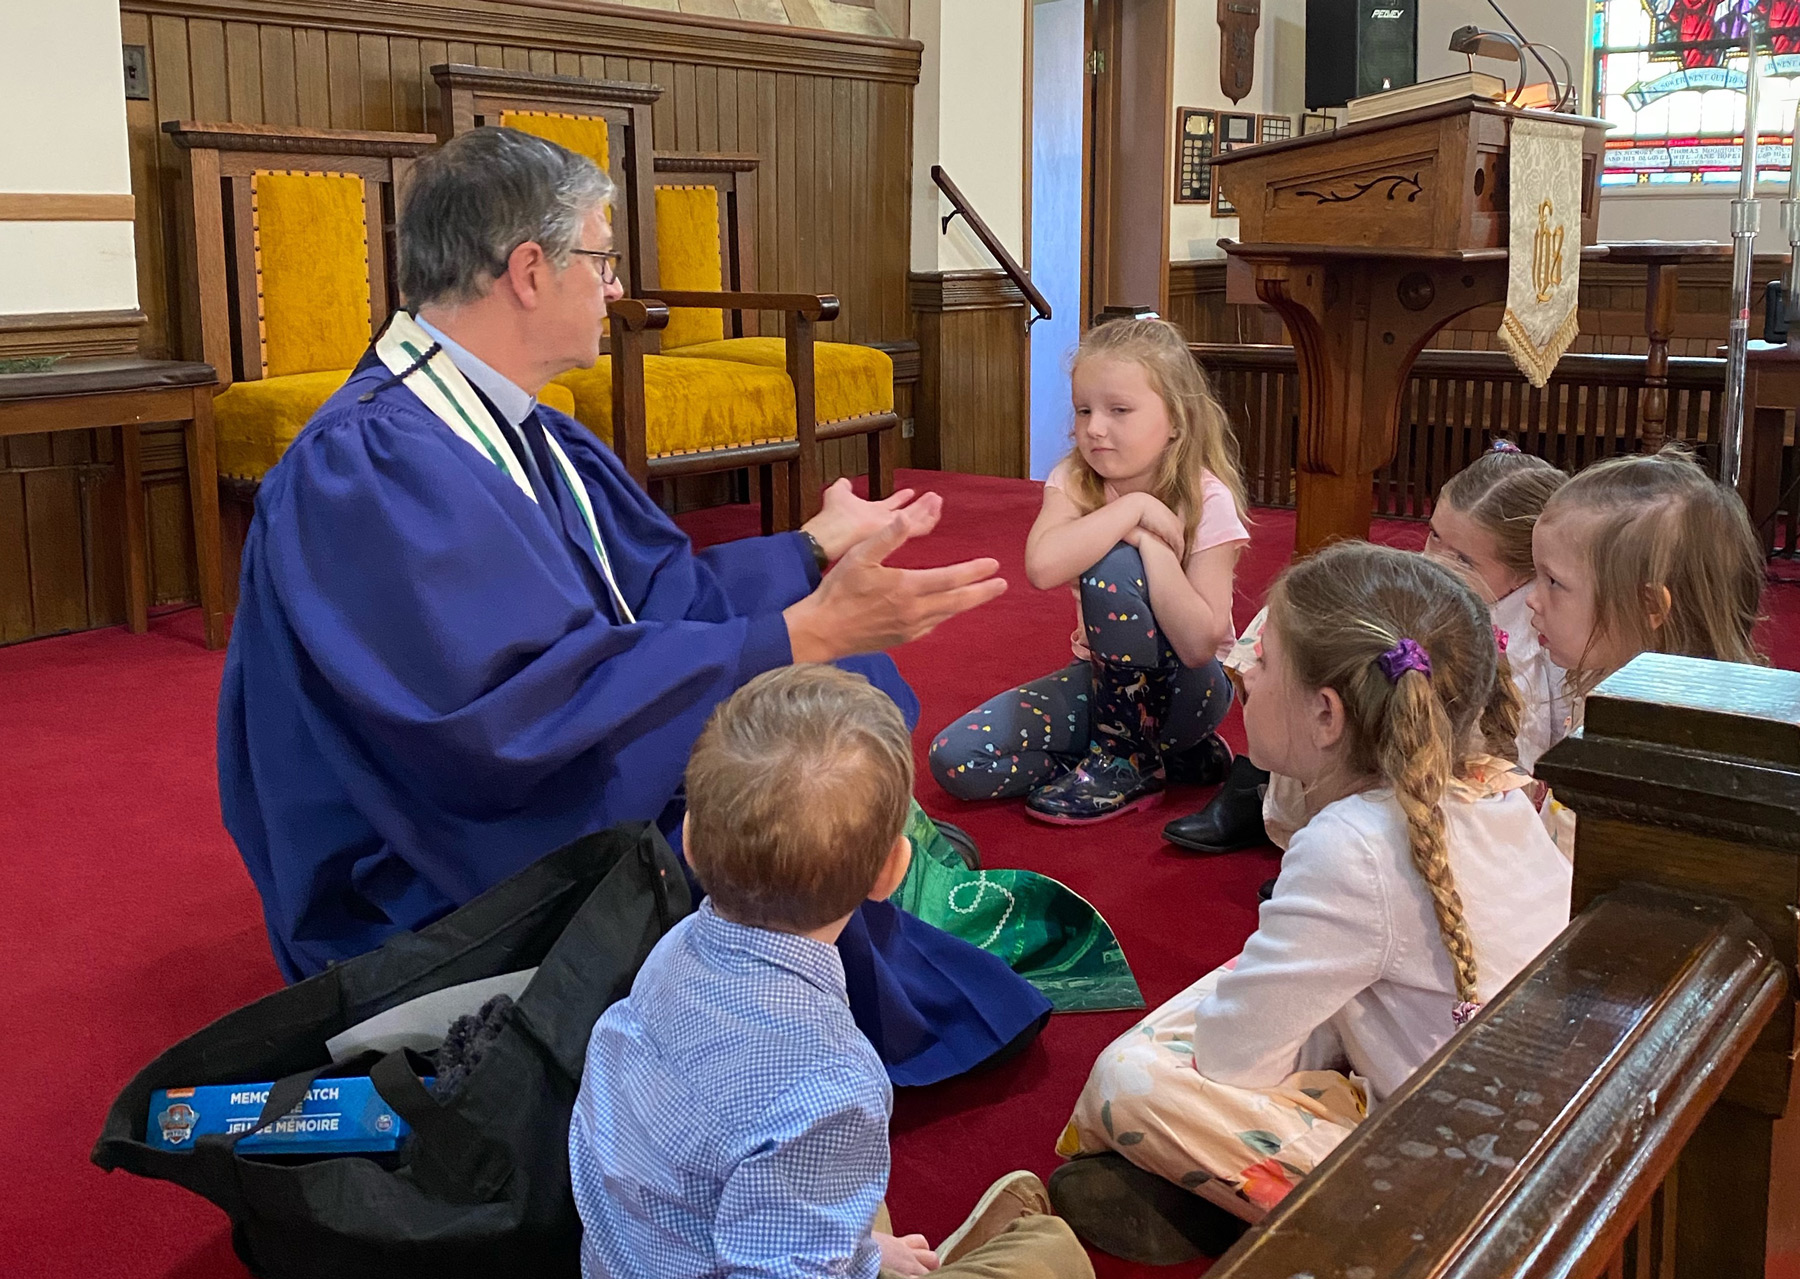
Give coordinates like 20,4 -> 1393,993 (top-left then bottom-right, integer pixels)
1057,962 -> 1367,1212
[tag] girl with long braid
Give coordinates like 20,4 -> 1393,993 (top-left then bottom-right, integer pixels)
1048,543 -> 1571,1263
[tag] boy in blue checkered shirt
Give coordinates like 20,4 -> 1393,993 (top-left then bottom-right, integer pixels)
570,664 -> 1091,1279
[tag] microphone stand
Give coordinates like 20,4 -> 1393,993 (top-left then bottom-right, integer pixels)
1721,30 -> 1761,487
1784,101 -> 1800,341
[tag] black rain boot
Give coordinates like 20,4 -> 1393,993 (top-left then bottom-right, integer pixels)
1162,754 -> 1270,852
1026,659 -> 1169,825
1163,732 -> 1233,787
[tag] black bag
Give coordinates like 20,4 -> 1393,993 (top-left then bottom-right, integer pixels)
93,822 -> 691,1278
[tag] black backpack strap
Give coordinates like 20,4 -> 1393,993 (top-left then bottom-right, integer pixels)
515,824 -> 690,1082
197,1061 -> 339,1152
369,1049 -> 515,1202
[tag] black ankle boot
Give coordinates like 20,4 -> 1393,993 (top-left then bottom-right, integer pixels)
1163,732 -> 1233,787
1048,1154 -> 1243,1263
1162,755 -> 1270,852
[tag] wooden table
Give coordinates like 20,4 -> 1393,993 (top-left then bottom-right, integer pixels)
1600,240 -> 1733,453
0,357 -> 225,648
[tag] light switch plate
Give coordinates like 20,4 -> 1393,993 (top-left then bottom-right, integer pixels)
124,45 -> 149,101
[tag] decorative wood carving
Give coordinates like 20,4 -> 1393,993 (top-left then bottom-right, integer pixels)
1294,172 -> 1423,205
1217,0 -> 1260,104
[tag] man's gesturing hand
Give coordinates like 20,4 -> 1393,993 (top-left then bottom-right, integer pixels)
801,476 -> 919,562
784,495 -> 1007,663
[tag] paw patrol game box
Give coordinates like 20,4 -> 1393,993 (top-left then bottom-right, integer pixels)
148,1077 -> 429,1154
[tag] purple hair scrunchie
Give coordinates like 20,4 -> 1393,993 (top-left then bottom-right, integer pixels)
1377,637 -> 1432,683
1490,438 -> 1523,454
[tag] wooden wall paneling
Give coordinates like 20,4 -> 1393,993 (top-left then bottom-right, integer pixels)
23,469 -> 89,634
227,22 -> 262,118
261,25 -> 299,125
675,61 -> 699,147
359,34 -> 394,130
189,21 -> 228,118
328,30 -> 361,125
0,473 -> 29,642
296,28 -> 331,126
910,271 -> 1028,478
146,473 -> 197,605
390,39 -> 424,133
83,459 -> 128,628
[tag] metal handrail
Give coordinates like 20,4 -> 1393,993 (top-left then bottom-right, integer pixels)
930,164 -> 1052,325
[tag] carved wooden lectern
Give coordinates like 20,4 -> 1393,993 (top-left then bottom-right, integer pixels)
1211,99 -> 1609,553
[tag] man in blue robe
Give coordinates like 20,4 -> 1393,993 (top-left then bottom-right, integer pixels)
218,127 -> 1049,1085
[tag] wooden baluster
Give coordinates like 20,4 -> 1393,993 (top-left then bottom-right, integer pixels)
1641,262 -> 1678,453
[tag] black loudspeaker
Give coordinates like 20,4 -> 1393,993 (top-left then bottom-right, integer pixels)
1305,0 -> 1418,109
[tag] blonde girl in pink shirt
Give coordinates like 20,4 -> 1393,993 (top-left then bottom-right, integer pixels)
928,318 -> 1250,825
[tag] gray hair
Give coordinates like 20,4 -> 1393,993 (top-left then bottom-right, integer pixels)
398,126 -> 615,308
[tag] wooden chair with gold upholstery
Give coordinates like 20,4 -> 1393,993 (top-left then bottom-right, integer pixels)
164,124 -> 505,497
164,120 -> 583,497
433,64 -> 892,530
644,152 -> 900,503
432,64 -> 801,531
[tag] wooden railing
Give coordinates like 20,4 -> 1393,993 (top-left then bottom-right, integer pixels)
1191,343 -> 1800,556
1214,653 -> 1799,1279
930,165 -> 1052,325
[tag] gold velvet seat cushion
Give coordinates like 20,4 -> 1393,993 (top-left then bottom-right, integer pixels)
214,370 -> 353,481
537,381 -> 577,419
551,354 -> 797,456
662,338 -> 894,424
214,373 -> 580,482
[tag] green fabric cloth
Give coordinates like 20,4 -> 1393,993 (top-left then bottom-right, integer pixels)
893,801 -> 1144,1013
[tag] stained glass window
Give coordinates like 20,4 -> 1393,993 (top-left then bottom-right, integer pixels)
1593,0 -> 1800,184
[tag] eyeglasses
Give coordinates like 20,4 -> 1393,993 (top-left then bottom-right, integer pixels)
569,248 -> 622,285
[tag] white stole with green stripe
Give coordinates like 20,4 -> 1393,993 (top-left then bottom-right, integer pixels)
374,310 -> 636,624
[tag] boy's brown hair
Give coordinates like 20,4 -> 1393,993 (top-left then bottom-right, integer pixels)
1542,448 -> 1763,690
685,665 -> 914,932
1267,543 -> 1521,1005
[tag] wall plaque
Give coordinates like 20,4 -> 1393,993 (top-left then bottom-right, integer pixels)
1218,0 -> 1261,103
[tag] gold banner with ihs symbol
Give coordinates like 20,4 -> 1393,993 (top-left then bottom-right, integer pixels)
1499,117 -> 1584,388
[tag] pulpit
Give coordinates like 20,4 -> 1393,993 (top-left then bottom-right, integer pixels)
1212,99 -> 1610,553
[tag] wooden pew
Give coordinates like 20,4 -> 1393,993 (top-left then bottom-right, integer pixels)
1206,653 -> 1797,1278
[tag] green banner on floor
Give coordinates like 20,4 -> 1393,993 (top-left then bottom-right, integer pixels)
894,802 -> 1144,1013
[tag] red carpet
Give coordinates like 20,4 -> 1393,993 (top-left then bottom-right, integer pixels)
4,468 -> 1797,1279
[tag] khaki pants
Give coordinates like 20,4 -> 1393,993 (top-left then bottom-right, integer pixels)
874,1205 -> 1093,1279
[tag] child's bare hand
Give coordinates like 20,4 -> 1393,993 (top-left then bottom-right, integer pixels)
1133,494 -> 1187,559
875,1230 -> 940,1274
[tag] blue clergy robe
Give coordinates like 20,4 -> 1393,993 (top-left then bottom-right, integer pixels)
219,341 -> 1048,1085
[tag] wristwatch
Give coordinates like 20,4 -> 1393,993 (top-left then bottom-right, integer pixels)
800,530 -> 829,576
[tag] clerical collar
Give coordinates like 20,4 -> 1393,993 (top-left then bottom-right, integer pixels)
413,314 -> 538,429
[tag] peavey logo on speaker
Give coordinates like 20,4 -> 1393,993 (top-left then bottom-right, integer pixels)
1371,8 -> 1405,17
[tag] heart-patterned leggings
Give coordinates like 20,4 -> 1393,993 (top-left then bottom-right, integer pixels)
928,542 -> 1232,802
